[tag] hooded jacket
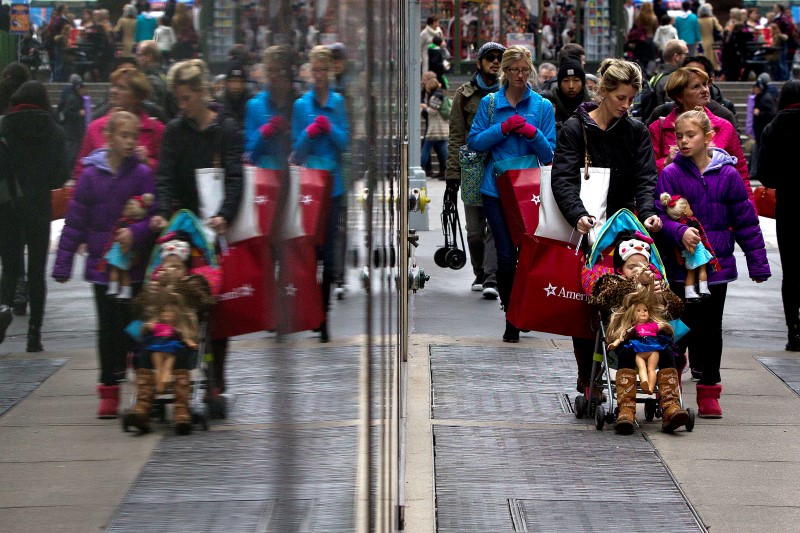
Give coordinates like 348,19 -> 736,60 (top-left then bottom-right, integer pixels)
648,105 -> 754,204
467,84 -> 556,198
655,148 -> 770,284
0,108 -> 69,199
551,102 -> 658,228
53,149 -> 157,284
156,105 -> 243,222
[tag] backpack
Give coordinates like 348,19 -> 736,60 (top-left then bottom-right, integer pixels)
438,93 -> 452,120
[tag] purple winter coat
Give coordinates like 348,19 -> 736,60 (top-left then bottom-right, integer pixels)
655,147 -> 770,285
52,149 -> 158,285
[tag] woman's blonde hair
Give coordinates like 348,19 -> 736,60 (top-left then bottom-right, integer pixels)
665,66 -> 708,104
607,283 -> 672,345
595,58 -> 642,100
109,67 -> 151,102
105,110 -> 139,134
675,106 -> 712,136
499,45 -> 534,87
309,45 -> 333,67
168,59 -> 210,94
263,44 -> 294,75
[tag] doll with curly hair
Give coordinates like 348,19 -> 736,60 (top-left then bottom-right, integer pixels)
607,284 -> 674,394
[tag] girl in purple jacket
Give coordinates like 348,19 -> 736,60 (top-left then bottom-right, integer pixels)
52,111 -> 158,419
655,107 -> 770,419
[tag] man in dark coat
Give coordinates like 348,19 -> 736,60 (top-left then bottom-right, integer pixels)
543,57 -> 593,132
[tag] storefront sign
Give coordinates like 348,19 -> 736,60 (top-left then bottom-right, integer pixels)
506,32 -> 535,56
10,4 -> 30,36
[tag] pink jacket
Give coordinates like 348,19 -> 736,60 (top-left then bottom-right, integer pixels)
648,107 -> 754,203
73,110 -> 165,182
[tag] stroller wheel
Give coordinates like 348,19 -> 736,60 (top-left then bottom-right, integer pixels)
445,248 -> 467,270
644,399 -> 657,421
433,247 -> 449,268
685,408 -> 696,432
595,404 -> 606,430
574,395 -> 586,419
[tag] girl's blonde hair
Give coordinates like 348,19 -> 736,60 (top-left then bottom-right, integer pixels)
675,105 -> 712,135
105,110 -> 139,134
607,283 -> 673,344
499,45 -> 534,87
309,45 -> 333,67
595,58 -> 642,101
167,59 -> 210,94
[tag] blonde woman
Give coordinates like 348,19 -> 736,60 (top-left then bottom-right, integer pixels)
466,45 -> 556,343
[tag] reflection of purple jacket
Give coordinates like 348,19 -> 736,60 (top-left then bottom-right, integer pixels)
655,148 -> 770,285
53,149 -> 158,284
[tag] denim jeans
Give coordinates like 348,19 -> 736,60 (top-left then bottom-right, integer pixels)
421,139 -> 447,176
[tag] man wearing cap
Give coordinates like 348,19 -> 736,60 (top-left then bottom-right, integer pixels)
218,65 -> 252,132
543,57 -> 592,131
444,42 -> 506,299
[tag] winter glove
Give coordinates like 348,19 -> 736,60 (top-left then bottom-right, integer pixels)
517,122 -> 538,139
501,114 -> 526,135
306,115 -> 332,138
259,115 -> 289,138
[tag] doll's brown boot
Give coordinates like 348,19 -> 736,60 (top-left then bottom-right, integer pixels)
123,368 -> 155,433
173,369 -> 193,436
614,369 -> 637,434
658,368 -> 690,432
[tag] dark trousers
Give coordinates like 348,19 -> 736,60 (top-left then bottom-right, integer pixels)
482,194 -> 517,274
92,283 -> 140,385
0,198 -> 50,328
672,281 -> 728,385
320,198 -> 342,314
777,211 -> 799,328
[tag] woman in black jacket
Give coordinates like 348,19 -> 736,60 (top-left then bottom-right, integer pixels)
551,59 -> 662,433
756,80 -> 800,351
0,81 -> 69,351
150,59 -> 243,422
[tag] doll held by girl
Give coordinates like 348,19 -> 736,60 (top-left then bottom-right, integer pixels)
104,193 -> 155,299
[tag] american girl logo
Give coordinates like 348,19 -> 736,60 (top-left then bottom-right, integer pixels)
543,283 -> 589,302
218,284 -> 255,301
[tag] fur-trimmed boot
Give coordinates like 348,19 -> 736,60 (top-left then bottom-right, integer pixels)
615,368 -> 638,434
658,368 -> 690,432
696,383 -> 723,418
96,384 -> 120,419
173,369 -> 193,435
123,368 -> 155,433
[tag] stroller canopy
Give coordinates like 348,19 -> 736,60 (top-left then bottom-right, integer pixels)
586,209 -> 667,280
145,210 -> 219,280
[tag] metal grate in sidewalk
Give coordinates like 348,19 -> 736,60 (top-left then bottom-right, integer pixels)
756,356 -> 800,397
0,358 -> 66,416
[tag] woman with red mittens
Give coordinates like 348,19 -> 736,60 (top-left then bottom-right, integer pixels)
245,45 -> 297,167
291,45 -> 350,342
467,45 -> 557,342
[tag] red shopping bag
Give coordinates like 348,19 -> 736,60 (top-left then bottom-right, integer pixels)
276,236 -> 324,334
292,165 -> 333,247
210,237 -> 276,338
497,166 -> 541,247
507,234 -> 594,339
253,166 -> 284,238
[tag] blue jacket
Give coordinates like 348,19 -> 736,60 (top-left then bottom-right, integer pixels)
674,11 -> 701,45
244,90 -> 293,168
291,88 -> 349,197
466,85 -> 556,198
655,148 -> 770,285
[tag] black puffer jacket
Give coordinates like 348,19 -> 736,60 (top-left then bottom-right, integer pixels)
156,104 -> 243,222
551,102 -> 658,228
0,108 -> 69,199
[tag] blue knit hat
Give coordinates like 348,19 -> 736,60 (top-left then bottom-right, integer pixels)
477,42 -> 506,61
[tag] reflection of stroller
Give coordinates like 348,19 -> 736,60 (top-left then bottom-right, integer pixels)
573,210 -> 696,432
122,210 -> 223,434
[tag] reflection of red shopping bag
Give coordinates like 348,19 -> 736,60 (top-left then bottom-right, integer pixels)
292,165 -> 332,247
210,237 -> 276,338
226,166 -> 284,243
253,166 -> 283,239
497,165 -> 541,247
507,234 -> 594,339
277,236 -> 324,333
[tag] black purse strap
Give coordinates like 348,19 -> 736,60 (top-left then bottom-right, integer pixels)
580,121 -> 591,180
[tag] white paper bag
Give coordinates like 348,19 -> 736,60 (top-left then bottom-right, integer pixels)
225,165 -> 263,243
195,167 -> 225,243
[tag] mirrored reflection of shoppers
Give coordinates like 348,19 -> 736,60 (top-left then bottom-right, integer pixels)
58,74 -> 88,170
0,81 -> 69,351
420,71 -> 448,180
445,42 -> 506,299
291,45 -> 349,342
151,59 -> 243,397
756,80 -> 800,351
551,59 -> 662,397
467,45 -> 557,343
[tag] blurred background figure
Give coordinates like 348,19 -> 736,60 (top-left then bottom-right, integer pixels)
58,74 -> 88,170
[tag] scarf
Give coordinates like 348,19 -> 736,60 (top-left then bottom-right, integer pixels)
475,72 -> 499,93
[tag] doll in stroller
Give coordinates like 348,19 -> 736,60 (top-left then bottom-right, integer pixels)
576,209 -> 695,434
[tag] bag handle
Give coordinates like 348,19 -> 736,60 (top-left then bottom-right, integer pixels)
580,121 -> 591,180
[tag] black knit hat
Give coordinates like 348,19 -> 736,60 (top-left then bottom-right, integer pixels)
557,57 -> 585,85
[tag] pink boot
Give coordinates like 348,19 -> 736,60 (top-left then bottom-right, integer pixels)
696,383 -> 722,418
97,384 -> 120,419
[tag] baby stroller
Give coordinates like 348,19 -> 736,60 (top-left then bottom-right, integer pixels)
573,209 -> 696,432
122,210 -> 223,434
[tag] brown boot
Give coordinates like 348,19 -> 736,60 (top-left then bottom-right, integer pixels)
123,368 -> 155,433
659,368 -> 690,432
615,368 -> 637,434
173,369 -> 193,435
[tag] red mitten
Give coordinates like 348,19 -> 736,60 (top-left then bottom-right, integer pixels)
517,122 -> 538,139
501,114 -> 526,135
313,114 -> 332,133
259,115 -> 288,138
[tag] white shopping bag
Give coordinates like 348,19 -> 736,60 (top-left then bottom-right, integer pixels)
195,167 -> 224,243
225,165 -> 263,244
